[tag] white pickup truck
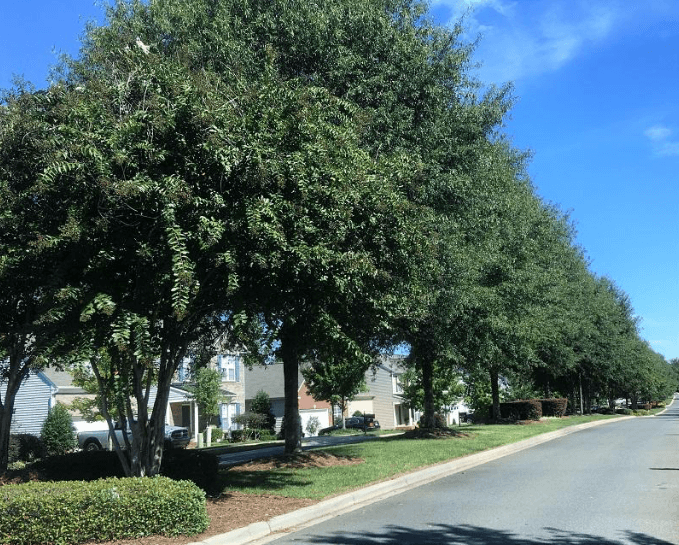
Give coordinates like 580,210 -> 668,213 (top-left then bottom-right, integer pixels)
74,420 -> 190,451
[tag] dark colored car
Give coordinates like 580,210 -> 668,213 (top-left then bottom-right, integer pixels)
319,416 -> 381,435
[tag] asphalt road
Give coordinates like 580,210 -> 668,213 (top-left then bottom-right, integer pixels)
257,401 -> 679,545
216,433 -> 388,467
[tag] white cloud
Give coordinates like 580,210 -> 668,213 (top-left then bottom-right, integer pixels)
645,125 -> 672,141
657,142 -> 679,157
644,125 -> 679,157
431,0 -> 623,83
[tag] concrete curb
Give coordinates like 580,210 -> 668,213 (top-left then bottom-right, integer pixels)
186,415 -> 637,545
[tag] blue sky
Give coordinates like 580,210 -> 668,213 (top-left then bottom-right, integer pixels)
1,1 -> 677,361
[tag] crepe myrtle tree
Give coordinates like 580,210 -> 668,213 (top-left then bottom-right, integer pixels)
0,85 -> 90,473
16,48 -> 250,476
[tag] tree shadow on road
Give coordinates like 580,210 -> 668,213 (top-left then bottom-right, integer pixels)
302,523 -> 674,545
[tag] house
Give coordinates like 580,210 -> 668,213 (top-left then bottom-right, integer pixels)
157,351 -> 247,441
1,370 -> 56,436
1,367 -> 93,436
244,363 -> 332,436
346,355 -> 420,429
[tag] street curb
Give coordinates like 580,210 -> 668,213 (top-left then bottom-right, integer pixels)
186,415 -> 636,545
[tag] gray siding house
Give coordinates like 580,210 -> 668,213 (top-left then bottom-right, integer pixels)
244,364 -> 331,435
1,371 -> 56,435
348,355 -> 418,429
2,367 -> 91,436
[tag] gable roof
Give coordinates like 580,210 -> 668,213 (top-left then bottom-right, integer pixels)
244,363 -> 303,400
40,367 -> 88,395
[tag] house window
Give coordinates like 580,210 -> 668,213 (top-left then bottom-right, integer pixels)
177,357 -> 191,382
392,374 -> 404,394
220,402 -> 242,431
218,354 -> 241,382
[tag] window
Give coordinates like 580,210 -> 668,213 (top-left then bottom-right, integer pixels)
220,403 -> 242,430
177,357 -> 192,382
392,374 -> 404,394
218,354 -> 241,382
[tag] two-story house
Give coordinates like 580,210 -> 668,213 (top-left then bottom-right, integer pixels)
165,351 -> 246,440
346,355 -> 420,429
244,363 -> 332,436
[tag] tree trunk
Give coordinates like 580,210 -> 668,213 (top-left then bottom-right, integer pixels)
421,359 -> 436,428
490,366 -> 500,421
0,360 -> 30,473
579,373 -> 584,416
0,379 -> 21,473
280,324 -> 302,454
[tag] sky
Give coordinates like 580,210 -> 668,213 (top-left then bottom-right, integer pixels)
1,0 -> 677,361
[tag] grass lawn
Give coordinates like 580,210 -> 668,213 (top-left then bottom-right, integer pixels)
219,414 -> 622,500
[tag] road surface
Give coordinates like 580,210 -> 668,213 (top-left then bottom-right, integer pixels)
257,401 -> 679,544
215,433 -> 389,467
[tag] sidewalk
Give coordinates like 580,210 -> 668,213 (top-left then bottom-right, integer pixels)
188,414 -> 642,545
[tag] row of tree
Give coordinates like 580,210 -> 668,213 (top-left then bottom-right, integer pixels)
1,0 -> 676,475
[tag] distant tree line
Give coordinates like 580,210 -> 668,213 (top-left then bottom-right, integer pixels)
1,0 -> 675,475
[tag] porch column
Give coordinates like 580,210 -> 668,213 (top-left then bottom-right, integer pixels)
193,400 -> 199,442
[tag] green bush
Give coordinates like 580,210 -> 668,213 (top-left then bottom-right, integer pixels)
210,427 -> 224,442
539,398 -> 568,417
418,412 -> 447,428
8,434 -> 45,463
500,400 -> 542,421
597,407 -> 616,415
258,430 -> 277,442
305,416 -> 321,436
41,404 -> 77,456
616,408 -> 633,415
0,476 -> 208,545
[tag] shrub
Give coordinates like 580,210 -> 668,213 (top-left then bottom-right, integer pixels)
352,410 -> 363,417
305,416 -> 321,436
597,407 -> 616,415
41,404 -> 77,456
232,411 -> 268,431
258,430 -> 276,442
617,408 -> 633,415
210,427 -> 224,442
31,450 -> 125,481
500,400 -> 542,421
539,398 -> 568,417
8,434 -> 45,463
250,391 -> 276,432
0,476 -> 208,545
418,413 -> 447,428
229,429 -> 244,442
161,449 -> 220,496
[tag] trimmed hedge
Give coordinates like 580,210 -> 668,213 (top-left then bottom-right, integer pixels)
8,434 -> 45,463
539,398 -> 568,417
500,400 -> 542,421
0,476 -> 209,545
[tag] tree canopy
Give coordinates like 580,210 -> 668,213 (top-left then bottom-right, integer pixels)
1,0 -> 675,475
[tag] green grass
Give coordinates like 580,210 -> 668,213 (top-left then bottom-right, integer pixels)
219,414 -> 621,500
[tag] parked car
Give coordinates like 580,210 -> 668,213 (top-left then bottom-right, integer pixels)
75,420 -> 190,451
319,416 -> 381,435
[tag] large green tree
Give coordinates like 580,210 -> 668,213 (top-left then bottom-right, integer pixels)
0,86 -> 85,472
302,355 -> 370,428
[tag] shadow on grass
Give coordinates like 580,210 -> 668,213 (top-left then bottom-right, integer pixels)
220,467 -> 313,492
301,524 -> 674,545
